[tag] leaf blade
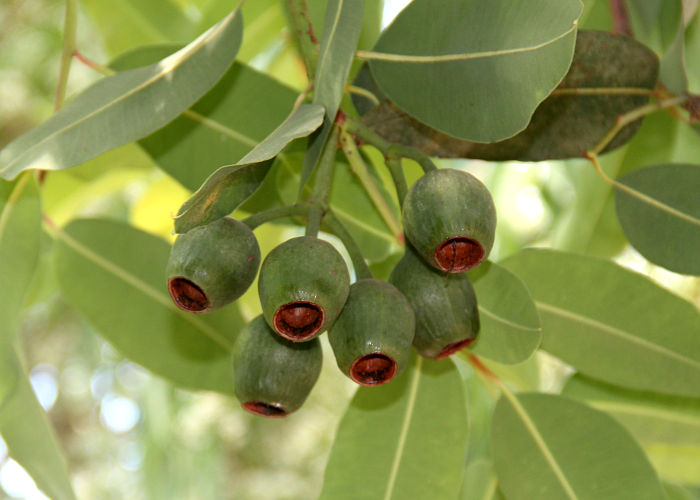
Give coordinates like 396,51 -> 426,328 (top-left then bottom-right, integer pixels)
0,9 -> 243,180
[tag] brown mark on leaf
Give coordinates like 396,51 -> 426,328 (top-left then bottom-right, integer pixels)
274,301 -> 324,341
350,353 -> 397,386
168,277 -> 210,313
435,337 -> 476,360
242,401 -> 288,418
434,237 -> 484,273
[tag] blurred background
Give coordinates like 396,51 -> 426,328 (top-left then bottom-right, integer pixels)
1,0 -> 699,498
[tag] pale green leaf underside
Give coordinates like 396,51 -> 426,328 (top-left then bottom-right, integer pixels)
0,9 -> 243,180
500,249 -> 700,398
492,393 -> 666,500
320,356 -> 468,500
368,0 -> 583,142
468,262 -> 541,365
53,219 -> 242,394
174,103 -> 325,233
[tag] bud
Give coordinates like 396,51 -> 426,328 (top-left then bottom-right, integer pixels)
328,279 -> 414,386
402,168 -> 496,272
233,315 -> 322,417
167,217 -> 260,313
258,236 -> 350,341
389,246 -> 479,359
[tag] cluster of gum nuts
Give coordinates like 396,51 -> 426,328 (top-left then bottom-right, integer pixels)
166,168 -> 497,418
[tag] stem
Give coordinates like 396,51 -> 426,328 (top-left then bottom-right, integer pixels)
551,87 -> 654,96
586,153 -> 700,228
344,115 -> 437,173
346,84 -> 380,106
284,0 -> 319,79
610,0 -> 633,36
383,149 -> 408,208
339,129 -> 403,240
54,0 -> 78,111
589,96 -> 687,155
74,50 -> 113,76
241,203 -> 311,230
324,211 -> 373,280
306,123 -> 340,237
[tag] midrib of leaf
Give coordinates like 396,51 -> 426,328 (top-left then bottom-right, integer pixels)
501,390 -> 579,500
586,400 -> 700,429
615,181 -> 700,228
3,10 -> 237,175
358,22 -> 577,63
52,224 -> 234,351
182,109 -> 257,147
478,305 -> 541,332
383,356 -> 423,500
536,301 -> 700,371
0,173 -> 31,248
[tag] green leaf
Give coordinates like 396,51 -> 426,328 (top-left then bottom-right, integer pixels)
460,459 -> 505,500
52,218 -> 243,394
664,482 -> 699,500
367,0 -> 582,142
614,164 -> 700,275
0,174 -> 42,340
500,249 -> 700,398
78,0 -> 196,56
320,356 -> 468,500
361,31 -> 659,160
0,9 -> 243,180
298,0 -> 365,196
492,392 -> 666,500
111,45 -> 299,192
0,345 -> 77,500
562,375 -> 700,447
467,262 -> 541,365
174,103 -> 324,233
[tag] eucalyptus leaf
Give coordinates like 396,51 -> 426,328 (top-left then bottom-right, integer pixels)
0,9 -> 243,180
320,356 -> 468,500
460,459 -> 505,500
615,163 -> 700,275
0,174 -> 41,341
298,0 -> 365,197
111,45 -> 299,192
0,345 -> 77,500
468,262 -> 541,365
562,375 -> 700,446
53,218 -> 243,394
664,482 -> 699,500
78,0 -> 196,56
174,103 -> 324,233
492,393 -> 666,500
361,31 -> 659,160
500,249 -> 700,397
367,0 -> 582,142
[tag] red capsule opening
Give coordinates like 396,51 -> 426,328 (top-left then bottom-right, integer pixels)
168,277 -> 210,313
242,401 -> 288,418
434,237 -> 484,273
350,353 -> 397,386
435,337 -> 476,360
273,301 -> 325,341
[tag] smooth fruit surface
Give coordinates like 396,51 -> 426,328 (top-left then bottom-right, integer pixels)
166,216 -> 260,313
233,315 -> 322,417
389,246 -> 480,359
328,279 -> 414,386
402,168 -> 496,272
258,236 -> 350,341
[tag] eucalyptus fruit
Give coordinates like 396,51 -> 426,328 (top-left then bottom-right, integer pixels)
328,279 -> 414,386
233,315 -> 322,417
389,246 -> 480,359
166,216 -> 260,313
258,236 -> 350,342
402,168 -> 496,273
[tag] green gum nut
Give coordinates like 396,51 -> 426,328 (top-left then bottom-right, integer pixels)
233,315 -> 322,418
166,216 -> 260,313
258,236 -> 350,342
389,246 -> 480,359
328,279 -> 414,386
402,168 -> 496,273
